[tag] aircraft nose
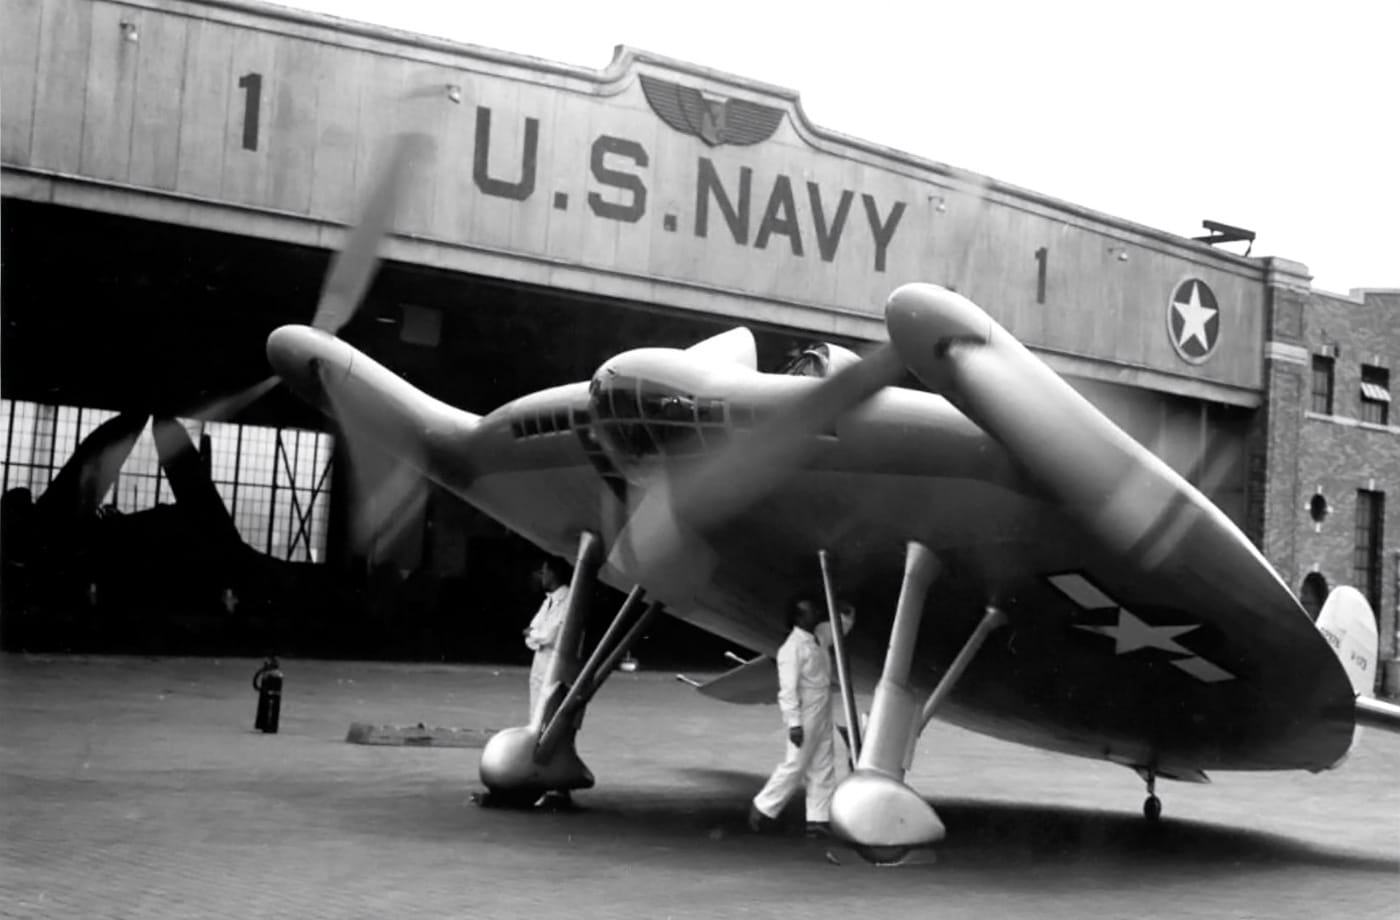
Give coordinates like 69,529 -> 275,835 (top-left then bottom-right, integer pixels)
266,325 -> 354,402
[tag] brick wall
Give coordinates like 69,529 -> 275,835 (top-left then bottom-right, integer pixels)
1265,286 -> 1400,684
1260,285 -> 1308,581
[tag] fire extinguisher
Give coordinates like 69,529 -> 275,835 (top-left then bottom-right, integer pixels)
252,655 -> 283,734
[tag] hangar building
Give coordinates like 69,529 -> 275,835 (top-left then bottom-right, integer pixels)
1,0 -> 1394,684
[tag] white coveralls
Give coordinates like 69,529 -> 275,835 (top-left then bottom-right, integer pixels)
525,584 -> 571,722
752,625 -> 836,823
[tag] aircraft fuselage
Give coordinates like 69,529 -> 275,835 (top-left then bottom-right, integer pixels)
265,324 -> 1357,779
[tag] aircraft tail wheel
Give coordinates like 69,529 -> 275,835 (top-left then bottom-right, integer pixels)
855,845 -> 911,866
1143,794 -> 1162,822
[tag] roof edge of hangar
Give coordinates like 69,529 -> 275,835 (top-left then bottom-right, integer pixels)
178,0 -> 1271,278
599,48 -> 1272,279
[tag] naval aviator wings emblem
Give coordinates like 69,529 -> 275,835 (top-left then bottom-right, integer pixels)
640,74 -> 785,147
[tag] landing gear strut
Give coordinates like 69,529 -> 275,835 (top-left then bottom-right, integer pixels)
827,543 -> 1008,864
479,533 -> 662,806
1142,770 -> 1162,822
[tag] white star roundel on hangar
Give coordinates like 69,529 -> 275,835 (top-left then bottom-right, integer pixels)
1167,278 -> 1221,364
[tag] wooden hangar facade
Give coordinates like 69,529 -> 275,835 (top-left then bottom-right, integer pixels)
1,0 -> 1394,683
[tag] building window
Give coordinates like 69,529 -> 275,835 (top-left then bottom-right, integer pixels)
1299,572 -> 1329,621
1354,489 -> 1384,614
1310,355 -> 1334,415
1359,365 -> 1390,425
0,399 -> 334,562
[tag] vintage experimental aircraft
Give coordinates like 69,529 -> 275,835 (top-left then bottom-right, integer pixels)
237,133 -> 1400,863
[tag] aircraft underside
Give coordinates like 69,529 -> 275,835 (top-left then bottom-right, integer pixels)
459,451 -> 1356,781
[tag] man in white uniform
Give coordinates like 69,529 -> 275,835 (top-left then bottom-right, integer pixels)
524,557 -> 571,723
749,597 -> 837,837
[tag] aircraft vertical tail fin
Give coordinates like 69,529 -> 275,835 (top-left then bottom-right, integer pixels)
1315,586 -> 1377,696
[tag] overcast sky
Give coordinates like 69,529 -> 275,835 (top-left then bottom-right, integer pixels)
277,0 -> 1398,295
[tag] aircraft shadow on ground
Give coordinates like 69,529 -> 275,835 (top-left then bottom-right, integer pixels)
589,767 -> 1397,876
316,765 -> 1396,877
929,799 -> 1399,875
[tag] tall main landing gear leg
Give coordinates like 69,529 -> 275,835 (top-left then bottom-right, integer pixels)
818,550 -> 861,767
479,533 -> 604,805
536,587 -> 662,761
830,542 -> 945,862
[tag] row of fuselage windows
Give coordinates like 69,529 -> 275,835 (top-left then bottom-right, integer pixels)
508,396 -> 774,443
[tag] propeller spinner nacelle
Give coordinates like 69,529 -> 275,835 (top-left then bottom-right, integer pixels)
884,283 -> 996,395
266,325 -> 357,411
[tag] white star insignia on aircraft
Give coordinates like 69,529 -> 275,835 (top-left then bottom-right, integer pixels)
1075,608 -> 1199,655
1172,282 -> 1217,352
1049,573 -> 1236,683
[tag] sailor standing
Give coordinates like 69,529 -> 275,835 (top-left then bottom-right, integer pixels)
750,597 -> 837,837
524,557 -> 572,723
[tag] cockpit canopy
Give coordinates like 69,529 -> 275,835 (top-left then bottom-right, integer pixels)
586,340 -> 861,477
589,365 -> 728,466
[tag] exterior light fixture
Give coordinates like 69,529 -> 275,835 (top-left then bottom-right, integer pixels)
445,84 -> 462,104
120,20 -> 139,42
